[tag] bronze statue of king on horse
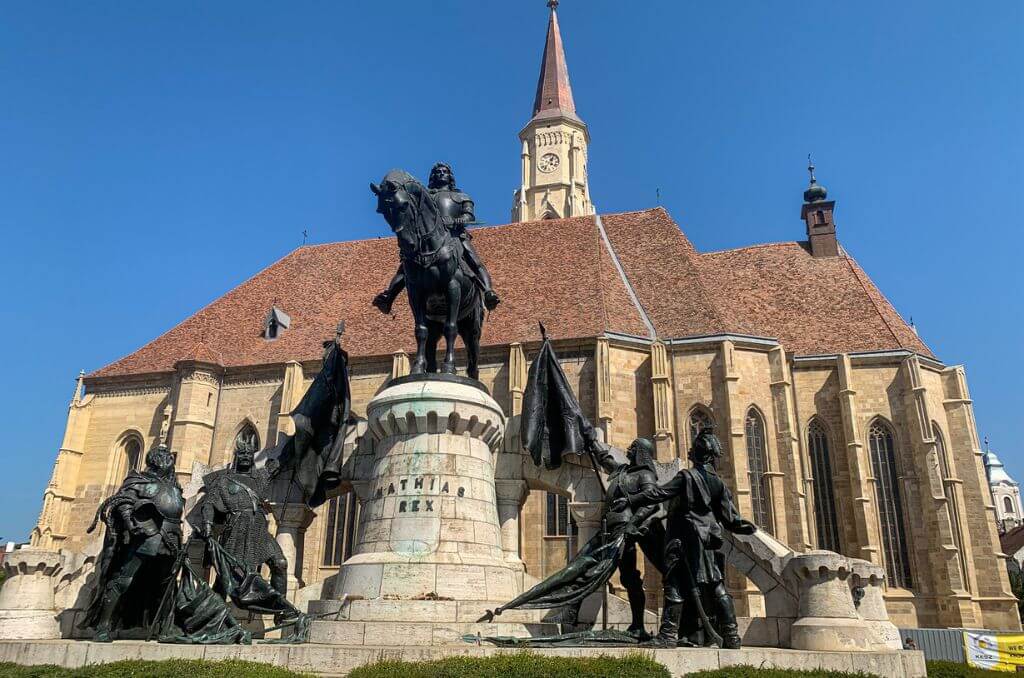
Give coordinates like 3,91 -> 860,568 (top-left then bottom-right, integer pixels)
370,168 -> 496,380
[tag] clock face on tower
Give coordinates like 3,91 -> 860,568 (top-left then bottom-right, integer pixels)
538,153 -> 560,173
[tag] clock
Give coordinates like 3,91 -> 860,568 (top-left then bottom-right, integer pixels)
538,153 -> 560,173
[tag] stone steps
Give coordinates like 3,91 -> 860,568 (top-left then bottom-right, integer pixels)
308,598 -> 550,624
309,620 -> 559,646
0,639 -> 928,677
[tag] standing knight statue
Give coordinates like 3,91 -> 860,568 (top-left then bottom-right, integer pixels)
373,162 -> 500,314
581,431 -> 666,638
80,444 -> 184,642
482,431 -> 666,640
614,427 -> 757,648
190,437 -> 289,603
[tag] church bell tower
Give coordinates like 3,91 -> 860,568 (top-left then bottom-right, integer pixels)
512,1 -> 595,222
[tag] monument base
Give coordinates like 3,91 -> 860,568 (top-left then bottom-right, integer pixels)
307,598 -> 558,646
0,640 -> 927,677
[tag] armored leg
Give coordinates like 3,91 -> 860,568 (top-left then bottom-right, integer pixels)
373,266 -> 405,314
461,240 -> 499,310
710,580 -> 741,649
617,538 -> 649,637
93,555 -> 143,642
269,555 -> 289,599
657,580 -> 684,644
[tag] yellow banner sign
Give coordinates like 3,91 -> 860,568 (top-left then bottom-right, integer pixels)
965,632 -> 1024,672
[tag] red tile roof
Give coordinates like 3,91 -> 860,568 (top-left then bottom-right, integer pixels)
697,241 -> 932,357
90,208 -> 932,379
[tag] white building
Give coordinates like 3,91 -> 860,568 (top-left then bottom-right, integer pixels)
985,449 -> 1023,532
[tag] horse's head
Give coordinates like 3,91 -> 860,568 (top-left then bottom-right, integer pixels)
370,169 -> 418,233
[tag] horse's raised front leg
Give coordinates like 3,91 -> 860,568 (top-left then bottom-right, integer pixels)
442,276 -> 463,374
407,284 -> 428,375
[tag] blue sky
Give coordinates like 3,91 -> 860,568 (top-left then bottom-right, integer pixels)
1,1 -> 1021,542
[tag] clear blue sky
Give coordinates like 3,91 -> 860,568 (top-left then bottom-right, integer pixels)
1,1 -> 1021,542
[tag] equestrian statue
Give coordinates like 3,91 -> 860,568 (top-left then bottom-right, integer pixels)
370,165 -> 498,380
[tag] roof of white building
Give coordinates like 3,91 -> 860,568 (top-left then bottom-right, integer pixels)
985,450 -> 1018,486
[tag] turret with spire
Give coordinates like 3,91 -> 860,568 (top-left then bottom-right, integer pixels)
512,1 -> 595,222
801,155 -> 839,257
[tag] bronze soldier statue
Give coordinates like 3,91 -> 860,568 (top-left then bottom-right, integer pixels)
81,444 -> 184,642
583,431 -> 666,638
614,427 -> 756,648
484,432 -> 665,640
192,438 -> 289,601
373,162 -> 500,314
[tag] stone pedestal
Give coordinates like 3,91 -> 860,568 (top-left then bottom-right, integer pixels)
849,558 -> 902,650
786,551 -> 875,652
310,376 -> 554,644
0,549 -> 63,640
271,502 -> 315,596
333,375 -> 516,601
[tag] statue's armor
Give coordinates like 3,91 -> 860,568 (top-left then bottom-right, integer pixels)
80,464 -> 184,639
199,468 -> 284,571
133,480 -> 184,556
604,464 -> 657,530
430,188 -> 474,235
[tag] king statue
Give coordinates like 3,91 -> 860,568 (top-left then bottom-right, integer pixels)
373,161 -> 500,314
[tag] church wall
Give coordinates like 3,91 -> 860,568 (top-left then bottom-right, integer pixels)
791,365 -> 856,555
940,367 -> 1020,630
669,348 -> 718,460
209,376 -> 284,469
606,344 -> 654,449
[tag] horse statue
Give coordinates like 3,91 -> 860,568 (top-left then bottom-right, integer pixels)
370,169 -> 485,380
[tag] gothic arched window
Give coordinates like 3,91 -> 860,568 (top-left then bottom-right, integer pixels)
123,436 -> 142,473
234,423 -> 260,453
744,408 -> 773,535
1005,497 -> 1015,515
106,432 -> 145,495
868,420 -> 912,588
688,407 -> 715,447
808,419 -> 840,552
322,491 -> 358,567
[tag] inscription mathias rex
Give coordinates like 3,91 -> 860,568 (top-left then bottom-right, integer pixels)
372,475 -> 466,513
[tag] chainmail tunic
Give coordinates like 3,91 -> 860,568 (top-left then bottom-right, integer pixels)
197,468 -> 283,570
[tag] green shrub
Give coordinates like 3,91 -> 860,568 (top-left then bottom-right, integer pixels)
925,660 -> 1009,677
347,653 -> 669,678
0,659 -> 312,677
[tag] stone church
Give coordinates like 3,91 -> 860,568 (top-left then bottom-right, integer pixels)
30,2 -> 1019,632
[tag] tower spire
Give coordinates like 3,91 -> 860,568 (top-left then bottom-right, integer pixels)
512,1 -> 594,222
532,0 -> 577,120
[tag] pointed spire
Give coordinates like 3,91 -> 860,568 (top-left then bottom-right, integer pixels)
804,153 -> 828,203
532,0 -> 578,120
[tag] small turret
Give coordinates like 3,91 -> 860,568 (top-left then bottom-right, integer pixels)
801,155 -> 839,257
